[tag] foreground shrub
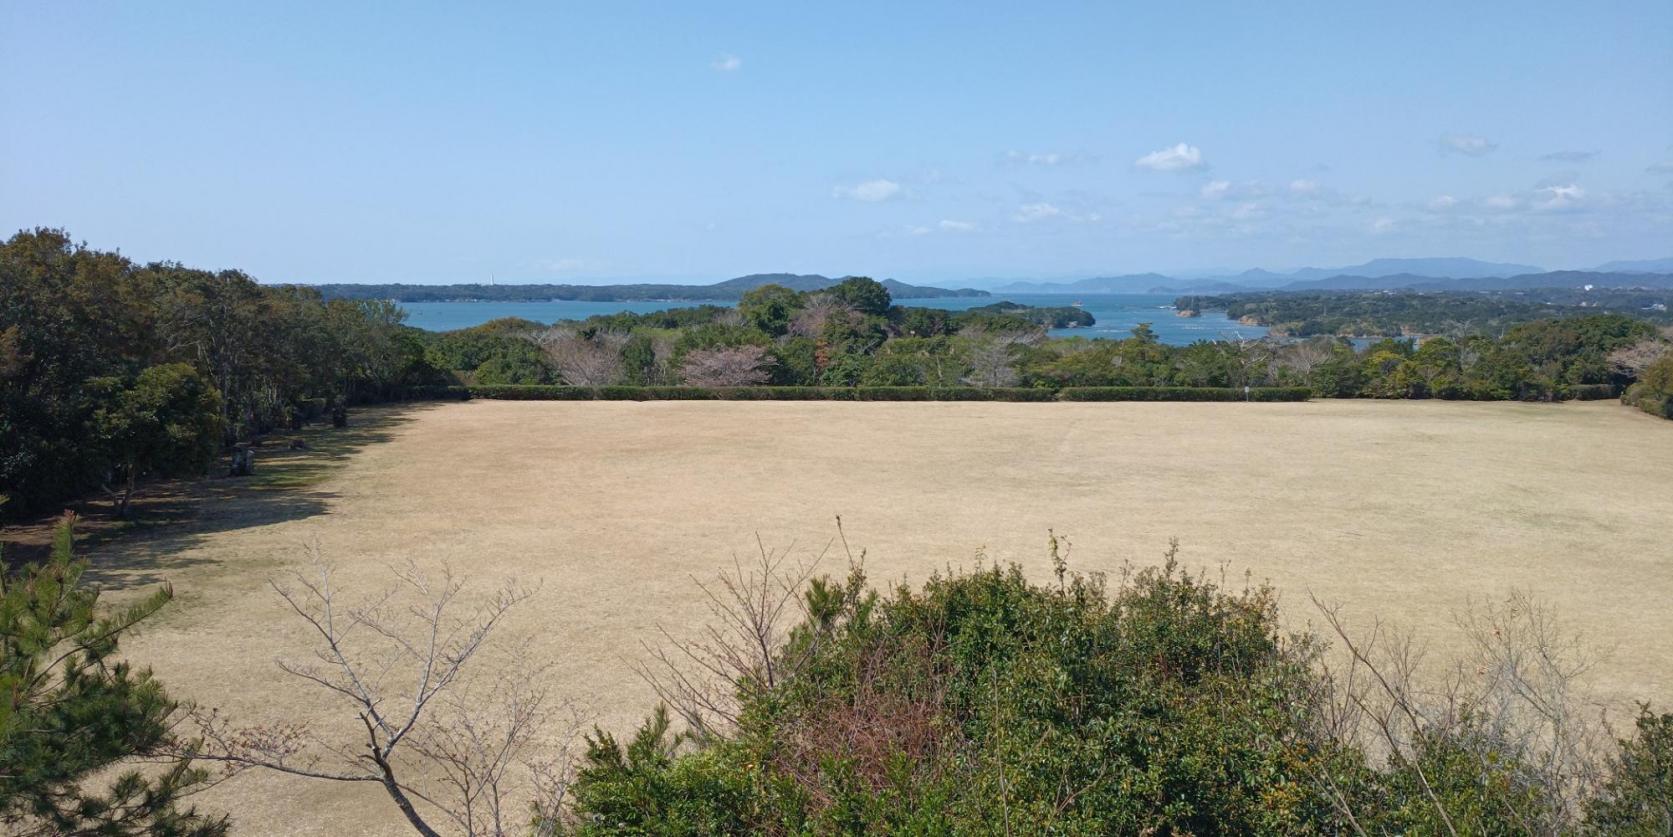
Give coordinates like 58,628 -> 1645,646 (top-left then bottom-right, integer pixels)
0,517 -> 225,836
562,547 -> 1357,833
547,536 -> 1671,836
1585,707 -> 1673,833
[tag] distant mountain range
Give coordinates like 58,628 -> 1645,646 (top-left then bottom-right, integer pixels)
312,273 -> 989,303
1594,257 -> 1673,274
991,257 -> 1673,294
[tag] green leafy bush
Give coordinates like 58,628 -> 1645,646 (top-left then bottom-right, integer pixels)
551,541 -> 1672,835
1585,707 -> 1673,833
561,551 -> 1356,833
1623,383 -> 1673,419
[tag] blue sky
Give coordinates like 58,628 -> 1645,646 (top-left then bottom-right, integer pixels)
3,1 -> 1670,284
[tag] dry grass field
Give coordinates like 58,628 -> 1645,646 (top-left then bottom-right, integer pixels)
71,399 -> 1673,834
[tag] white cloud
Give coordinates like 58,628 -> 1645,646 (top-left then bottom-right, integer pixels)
1534,171 -> 1581,189
906,219 -> 978,236
1540,150 -> 1598,163
1535,184 -> 1584,210
1001,150 -> 1094,167
1013,202 -> 1064,222
1142,179 -> 1673,250
833,179 -> 902,202
1648,162 -> 1673,175
1198,180 -> 1273,202
1134,143 -> 1207,172
1005,150 -> 1059,166
1288,178 -> 1319,194
1440,134 -> 1498,156
711,54 -> 741,72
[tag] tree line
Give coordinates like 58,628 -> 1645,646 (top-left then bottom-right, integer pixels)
428,281 -> 1671,408
0,229 -> 444,516
419,279 -> 1092,390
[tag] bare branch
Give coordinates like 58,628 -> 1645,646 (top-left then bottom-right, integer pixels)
190,556 -> 567,836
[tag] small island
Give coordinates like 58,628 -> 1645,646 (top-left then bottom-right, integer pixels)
962,301 -> 1096,329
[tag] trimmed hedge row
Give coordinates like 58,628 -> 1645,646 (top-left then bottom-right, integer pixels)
1058,386 -> 1313,402
383,383 -> 1665,412
848,387 -> 1057,402
446,384 -> 1313,402
462,385 -> 1059,402
385,385 -> 471,401
1564,384 -> 1619,401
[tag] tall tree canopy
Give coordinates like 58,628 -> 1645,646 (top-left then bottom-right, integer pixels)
0,229 -> 443,515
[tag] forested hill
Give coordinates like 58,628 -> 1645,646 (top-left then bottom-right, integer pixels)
1174,288 -> 1673,337
308,274 -> 989,302
1282,270 -> 1673,292
996,267 -> 1673,294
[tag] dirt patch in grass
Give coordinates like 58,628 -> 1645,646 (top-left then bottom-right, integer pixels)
53,399 -> 1673,834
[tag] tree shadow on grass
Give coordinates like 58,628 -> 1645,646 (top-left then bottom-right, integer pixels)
1,402 -> 452,590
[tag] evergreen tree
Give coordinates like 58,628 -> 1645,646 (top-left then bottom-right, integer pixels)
0,515 -> 226,836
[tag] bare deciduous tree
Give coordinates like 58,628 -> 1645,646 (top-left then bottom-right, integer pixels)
407,651 -> 581,837
1275,336 -> 1339,389
189,560 -> 568,837
535,328 -> 627,386
636,529 -> 856,742
960,327 -> 1041,387
1309,590 -> 1612,835
788,295 -> 856,338
1217,334 -> 1278,389
1608,335 -> 1671,378
679,345 -> 773,387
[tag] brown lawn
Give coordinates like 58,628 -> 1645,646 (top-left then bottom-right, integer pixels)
53,399 -> 1673,834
